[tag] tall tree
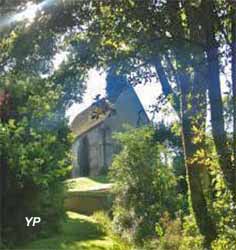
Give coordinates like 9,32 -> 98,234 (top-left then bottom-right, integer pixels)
201,1 -> 236,200
231,3 -> 236,179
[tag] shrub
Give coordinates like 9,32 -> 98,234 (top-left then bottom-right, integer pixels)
178,215 -> 204,250
93,211 -> 133,250
140,213 -> 182,250
140,213 -> 204,250
1,75 -> 72,245
210,154 -> 236,250
212,232 -> 236,250
109,126 -> 181,243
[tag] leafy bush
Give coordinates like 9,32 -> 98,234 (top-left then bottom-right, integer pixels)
178,215 -> 204,250
109,126 -> 181,243
209,148 -> 236,250
212,228 -> 236,250
93,211 -> 133,250
140,213 -> 204,250
141,213 -> 182,250
1,74 -> 72,245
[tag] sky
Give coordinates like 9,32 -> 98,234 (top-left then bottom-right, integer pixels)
65,69 -> 177,125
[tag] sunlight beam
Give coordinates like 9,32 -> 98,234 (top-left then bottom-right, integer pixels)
0,0 -> 60,30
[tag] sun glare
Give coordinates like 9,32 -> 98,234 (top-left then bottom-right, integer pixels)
14,3 -> 39,23
0,0 -> 57,30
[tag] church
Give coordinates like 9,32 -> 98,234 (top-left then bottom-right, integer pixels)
70,77 -> 149,177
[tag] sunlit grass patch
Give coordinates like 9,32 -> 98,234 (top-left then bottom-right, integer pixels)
65,176 -> 112,193
23,211 -> 118,250
64,176 -> 113,215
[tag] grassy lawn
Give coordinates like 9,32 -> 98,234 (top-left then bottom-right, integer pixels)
23,211 -> 117,250
64,176 -> 113,215
65,176 -> 112,193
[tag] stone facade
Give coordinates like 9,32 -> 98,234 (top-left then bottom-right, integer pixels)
71,86 -> 149,177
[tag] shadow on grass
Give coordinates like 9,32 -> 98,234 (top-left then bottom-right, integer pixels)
63,215 -> 104,240
21,213 -> 109,250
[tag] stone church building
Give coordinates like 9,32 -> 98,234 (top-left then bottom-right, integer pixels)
70,85 -> 149,177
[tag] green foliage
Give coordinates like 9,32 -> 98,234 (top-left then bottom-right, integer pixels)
154,123 -> 188,213
178,215 -> 204,250
93,211 -> 133,250
109,126 -> 181,243
210,161 -> 236,228
1,2 -> 236,249
0,73 -> 72,244
138,213 -> 204,250
212,233 -> 236,250
142,213 -> 183,250
141,214 -> 204,250
208,144 -> 236,250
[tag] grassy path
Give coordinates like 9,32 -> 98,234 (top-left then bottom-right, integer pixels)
23,212 -> 116,250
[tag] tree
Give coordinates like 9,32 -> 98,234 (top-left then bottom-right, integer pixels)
203,0 -> 235,199
231,4 -> 236,170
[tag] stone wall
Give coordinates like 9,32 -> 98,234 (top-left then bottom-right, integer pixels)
73,123 -> 115,177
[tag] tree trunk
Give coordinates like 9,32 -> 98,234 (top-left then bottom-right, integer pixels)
153,55 -> 180,114
154,55 -> 217,246
0,89 -> 11,245
179,69 -> 217,247
0,151 -> 7,246
232,6 -> 236,175
185,1 -> 213,202
204,1 -> 236,197
155,1 -> 217,246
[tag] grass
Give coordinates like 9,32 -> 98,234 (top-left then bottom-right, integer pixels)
21,178 -> 127,250
22,211 -> 122,250
65,176 -> 112,193
64,176 -> 113,215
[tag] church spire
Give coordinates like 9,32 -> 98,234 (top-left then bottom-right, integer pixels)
105,65 -> 129,103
